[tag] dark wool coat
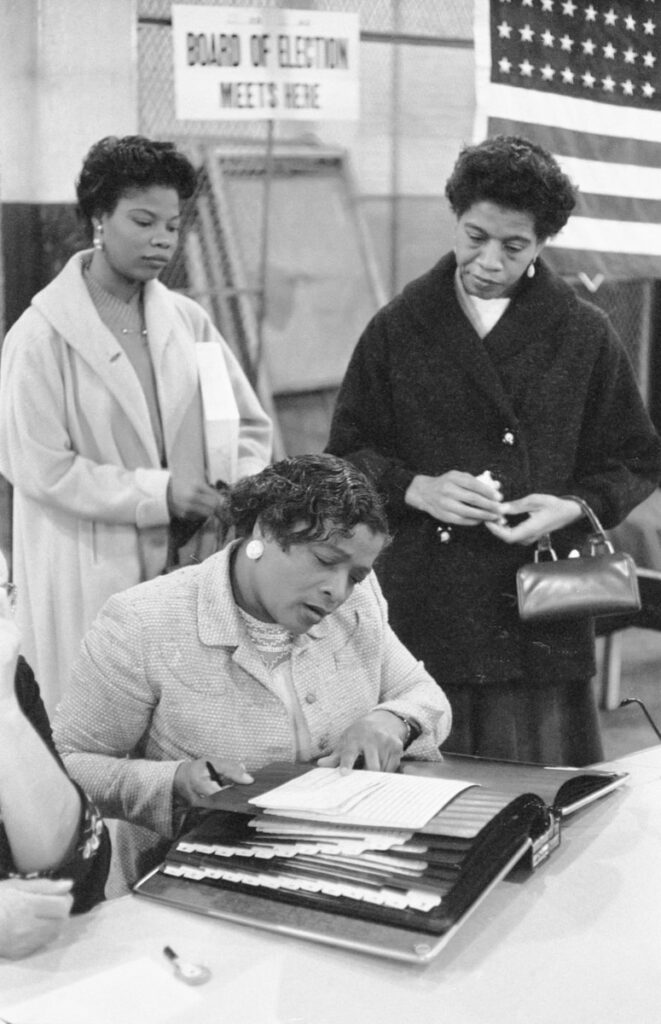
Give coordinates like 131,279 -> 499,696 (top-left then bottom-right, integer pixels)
327,254 -> 661,691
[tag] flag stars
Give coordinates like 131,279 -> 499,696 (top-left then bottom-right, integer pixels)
521,0 -> 534,7
603,8 -> 618,26
602,42 -> 616,59
601,75 -> 615,92
562,0 -> 577,15
519,24 -> 535,43
581,38 -> 596,55
559,34 -> 574,51
582,70 -> 596,87
643,51 -> 657,68
498,56 -> 513,73
642,81 -> 656,98
541,0 -> 555,11
561,66 -> 575,83
541,29 -> 555,46
643,19 -> 655,34
540,63 -> 556,80
519,59 -> 534,76
623,47 -> 638,63
584,4 -> 597,21
621,79 -> 635,96
625,15 -> 637,31
497,20 -> 513,38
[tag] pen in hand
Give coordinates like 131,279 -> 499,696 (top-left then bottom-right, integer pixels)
206,760 -> 228,789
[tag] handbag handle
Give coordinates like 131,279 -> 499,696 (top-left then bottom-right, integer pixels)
534,495 -> 615,561
563,494 -> 615,555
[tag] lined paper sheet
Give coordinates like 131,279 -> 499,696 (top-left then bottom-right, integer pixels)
249,768 -> 475,829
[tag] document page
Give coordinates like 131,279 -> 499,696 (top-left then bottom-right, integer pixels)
249,767 -> 475,829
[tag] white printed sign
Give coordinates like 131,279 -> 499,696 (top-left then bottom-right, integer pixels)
172,5 -> 360,121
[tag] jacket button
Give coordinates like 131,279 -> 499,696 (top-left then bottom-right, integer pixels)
305,692 -> 317,704
318,735 -> 330,749
502,429 -> 515,445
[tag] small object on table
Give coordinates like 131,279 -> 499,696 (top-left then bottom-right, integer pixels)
163,945 -> 211,986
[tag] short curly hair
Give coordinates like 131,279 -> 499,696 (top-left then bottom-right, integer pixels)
445,135 -> 577,240
229,454 -> 390,547
76,135 -> 197,228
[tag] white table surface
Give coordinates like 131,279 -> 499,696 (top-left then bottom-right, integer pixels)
2,746 -> 661,1024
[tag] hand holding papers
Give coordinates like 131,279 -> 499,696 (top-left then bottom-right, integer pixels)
248,767 -> 474,830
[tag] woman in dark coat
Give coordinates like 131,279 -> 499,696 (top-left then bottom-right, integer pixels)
327,135 -> 661,766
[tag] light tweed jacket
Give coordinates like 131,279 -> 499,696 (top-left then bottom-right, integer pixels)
54,543 -> 451,889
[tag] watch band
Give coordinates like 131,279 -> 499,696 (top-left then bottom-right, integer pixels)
387,711 -> 420,750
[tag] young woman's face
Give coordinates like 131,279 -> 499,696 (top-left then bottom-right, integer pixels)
249,523 -> 386,635
96,185 -> 181,284
454,200 -> 544,299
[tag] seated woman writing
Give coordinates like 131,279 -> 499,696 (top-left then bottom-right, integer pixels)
0,556 -> 109,959
54,455 -> 452,891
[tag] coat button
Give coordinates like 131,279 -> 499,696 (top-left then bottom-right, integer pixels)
305,692 -> 317,704
502,429 -> 515,445
318,734 -> 330,749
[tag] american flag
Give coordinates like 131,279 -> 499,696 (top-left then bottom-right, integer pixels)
473,0 -> 661,278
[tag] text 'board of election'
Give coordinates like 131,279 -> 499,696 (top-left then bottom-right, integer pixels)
172,5 -> 360,121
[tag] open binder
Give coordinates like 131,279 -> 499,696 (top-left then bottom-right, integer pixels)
134,756 -> 627,964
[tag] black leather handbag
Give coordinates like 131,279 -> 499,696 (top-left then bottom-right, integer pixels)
516,497 -> 641,623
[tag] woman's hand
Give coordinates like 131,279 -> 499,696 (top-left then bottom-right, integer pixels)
167,477 -> 223,521
405,471 -> 504,525
317,710 -> 409,774
173,758 -> 254,805
0,877 -> 73,959
485,495 -> 584,545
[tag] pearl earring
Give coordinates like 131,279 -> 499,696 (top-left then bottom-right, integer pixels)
93,224 -> 104,251
246,539 -> 264,561
526,261 -> 536,279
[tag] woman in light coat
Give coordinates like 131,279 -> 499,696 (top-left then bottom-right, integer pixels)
0,136 -> 272,712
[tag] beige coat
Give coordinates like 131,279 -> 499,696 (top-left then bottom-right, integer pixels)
0,251 -> 272,712
54,543 -> 452,889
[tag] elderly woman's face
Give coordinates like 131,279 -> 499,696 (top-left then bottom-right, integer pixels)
455,201 -> 543,299
97,185 -> 181,284
250,523 -> 386,635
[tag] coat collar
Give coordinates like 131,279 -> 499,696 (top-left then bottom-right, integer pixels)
195,543 -> 333,691
31,251 -> 199,462
400,252 -> 576,426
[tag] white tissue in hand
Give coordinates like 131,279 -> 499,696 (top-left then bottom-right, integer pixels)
476,469 -> 502,495
476,470 -> 506,525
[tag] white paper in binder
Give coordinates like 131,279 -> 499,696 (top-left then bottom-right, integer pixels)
196,341 -> 240,486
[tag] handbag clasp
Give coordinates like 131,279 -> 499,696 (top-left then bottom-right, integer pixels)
534,534 -> 558,563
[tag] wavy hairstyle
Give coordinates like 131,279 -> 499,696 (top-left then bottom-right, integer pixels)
76,135 -> 197,230
229,454 -> 390,548
445,135 -> 577,240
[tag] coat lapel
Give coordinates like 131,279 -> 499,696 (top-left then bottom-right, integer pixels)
403,256 -> 519,426
32,252 -> 159,462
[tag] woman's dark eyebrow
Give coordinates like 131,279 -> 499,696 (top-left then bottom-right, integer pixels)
464,221 -> 532,244
128,205 -> 181,222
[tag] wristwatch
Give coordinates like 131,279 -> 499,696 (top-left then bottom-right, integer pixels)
387,711 -> 421,750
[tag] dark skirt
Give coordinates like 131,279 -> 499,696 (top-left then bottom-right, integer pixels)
441,677 -> 604,767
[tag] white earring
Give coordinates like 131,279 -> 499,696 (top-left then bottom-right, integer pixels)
93,224 -> 104,251
526,261 -> 536,279
246,539 -> 264,561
